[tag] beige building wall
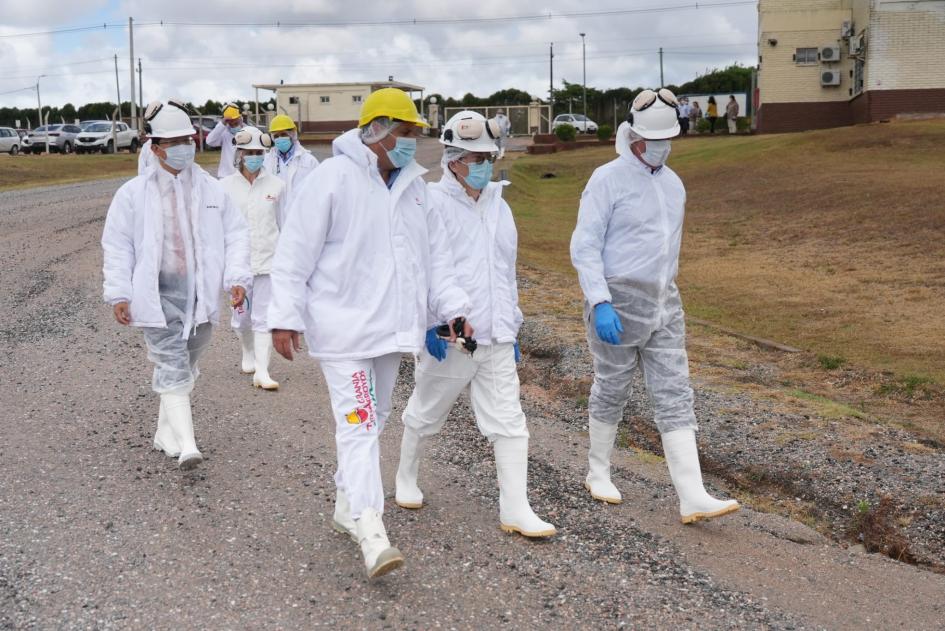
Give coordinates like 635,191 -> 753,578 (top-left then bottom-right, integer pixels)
867,1 -> 945,91
276,85 -> 373,122
758,0 -> 853,104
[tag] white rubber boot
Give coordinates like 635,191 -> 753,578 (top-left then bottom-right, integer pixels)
355,509 -> 404,579
152,399 -> 181,458
585,418 -> 623,504
661,428 -> 740,524
161,392 -> 203,470
332,489 -> 358,542
239,330 -> 255,374
252,332 -> 279,390
395,426 -> 427,509
494,437 -> 556,538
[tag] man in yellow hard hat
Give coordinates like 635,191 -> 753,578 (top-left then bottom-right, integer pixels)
205,102 -> 244,178
268,88 -> 473,579
263,114 -> 319,209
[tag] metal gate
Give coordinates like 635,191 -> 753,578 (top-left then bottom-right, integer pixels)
442,103 -> 552,136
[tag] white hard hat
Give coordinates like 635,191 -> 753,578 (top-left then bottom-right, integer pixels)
144,99 -> 195,139
628,88 -> 681,140
440,110 -> 500,153
232,126 -> 273,151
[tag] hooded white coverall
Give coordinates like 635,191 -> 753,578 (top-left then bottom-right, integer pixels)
267,128 -> 471,520
220,168 -> 285,333
263,141 -> 319,209
137,139 -> 154,175
402,172 -> 527,441
205,121 -> 239,178
569,150 -> 697,435
102,163 -> 252,393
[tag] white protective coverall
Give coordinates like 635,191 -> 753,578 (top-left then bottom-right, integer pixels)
569,132 -> 697,435
102,163 -> 252,393
263,140 -> 319,208
402,172 -> 526,441
267,128 -> 471,520
205,121 -> 239,178
220,168 -> 285,333
137,139 -> 154,175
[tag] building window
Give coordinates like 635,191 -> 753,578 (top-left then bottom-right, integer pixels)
320,96 -> 330,104
352,95 -> 363,103
795,48 -> 818,64
288,96 -> 300,105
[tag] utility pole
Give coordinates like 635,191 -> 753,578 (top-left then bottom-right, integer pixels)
549,42 -> 554,111
580,33 -> 587,118
659,47 -> 665,87
128,17 -> 137,130
114,54 -> 122,120
36,75 -> 49,154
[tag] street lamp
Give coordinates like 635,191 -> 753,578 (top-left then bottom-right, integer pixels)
580,33 -> 587,119
36,75 -> 49,154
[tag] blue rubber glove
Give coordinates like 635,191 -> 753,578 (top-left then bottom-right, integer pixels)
593,302 -> 624,345
425,327 -> 448,361
514,341 -> 522,363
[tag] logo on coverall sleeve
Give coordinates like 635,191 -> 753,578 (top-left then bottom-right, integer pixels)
345,369 -> 377,430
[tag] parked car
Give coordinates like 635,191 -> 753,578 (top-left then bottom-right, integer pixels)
25,124 -> 82,154
552,113 -> 599,134
190,115 -> 220,148
75,121 -> 140,154
0,127 -> 22,155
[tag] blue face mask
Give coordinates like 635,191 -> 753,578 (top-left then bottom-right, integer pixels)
464,161 -> 493,190
226,124 -> 241,135
162,143 -> 195,171
274,137 -> 293,153
243,155 -> 264,173
385,136 -> 416,169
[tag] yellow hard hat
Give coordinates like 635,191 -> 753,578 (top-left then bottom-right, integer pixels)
269,114 -> 296,133
358,88 -> 429,128
222,103 -> 241,120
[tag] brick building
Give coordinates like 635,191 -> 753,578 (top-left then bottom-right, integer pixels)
756,0 -> 945,133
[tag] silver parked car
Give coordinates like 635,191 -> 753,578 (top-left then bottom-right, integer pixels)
552,113 -> 599,134
0,127 -> 22,155
75,121 -> 140,154
26,124 -> 82,154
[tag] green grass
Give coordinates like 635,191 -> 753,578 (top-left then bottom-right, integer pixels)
786,389 -> 867,420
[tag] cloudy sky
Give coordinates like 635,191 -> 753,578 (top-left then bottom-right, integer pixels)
0,0 -> 758,110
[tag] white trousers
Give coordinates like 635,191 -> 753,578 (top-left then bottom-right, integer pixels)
402,343 -> 529,442
727,117 -> 737,134
320,353 -> 403,520
230,274 -> 271,333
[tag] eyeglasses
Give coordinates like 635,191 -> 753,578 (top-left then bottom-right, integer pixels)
632,88 -> 679,112
461,154 -> 496,165
156,137 -> 194,148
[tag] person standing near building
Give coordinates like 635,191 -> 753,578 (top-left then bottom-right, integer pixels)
706,96 -> 718,134
726,95 -> 740,134
206,102 -> 244,178
570,88 -> 740,524
220,126 -> 284,390
102,99 -> 251,470
267,88 -> 472,579
395,111 -> 555,539
677,98 -> 691,136
264,114 -> 319,208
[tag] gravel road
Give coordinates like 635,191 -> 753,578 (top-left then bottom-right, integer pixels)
1,142 -> 943,629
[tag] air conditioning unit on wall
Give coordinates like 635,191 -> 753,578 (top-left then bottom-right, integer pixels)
850,33 -> 865,55
841,21 -> 854,38
821,70 -> 842,86
820,46 -> 841,62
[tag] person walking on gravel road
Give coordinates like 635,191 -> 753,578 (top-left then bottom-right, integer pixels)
395,111 -> 556,539
267,89 -> 473,579
570,88 -> 740,524
101,99 -> 252,471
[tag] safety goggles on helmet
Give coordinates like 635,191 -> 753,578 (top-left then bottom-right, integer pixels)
442,117 -> 501,144
232,128 -> 273,149
144,99 -> 189,122
631,88 -> 679,113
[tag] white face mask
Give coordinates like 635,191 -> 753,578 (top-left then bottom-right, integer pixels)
641,139 -> 671,167
162,144 -> 195,171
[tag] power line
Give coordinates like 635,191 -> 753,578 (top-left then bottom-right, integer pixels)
0,85 -> 38,97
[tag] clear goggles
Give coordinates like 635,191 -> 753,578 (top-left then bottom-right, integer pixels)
144,99 -> 189,122
233,129 -> 273,149
632,88 -> 680,112
448,117 -> 502,142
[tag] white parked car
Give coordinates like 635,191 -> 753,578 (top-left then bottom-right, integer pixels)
75,121 -> 140,154
552,113 -> 599,134
0,127 -> 22,155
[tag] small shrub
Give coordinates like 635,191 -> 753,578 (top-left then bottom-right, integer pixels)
554,123 -> 577,142
817,354 -> 846,370
596,124 -> 613,141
